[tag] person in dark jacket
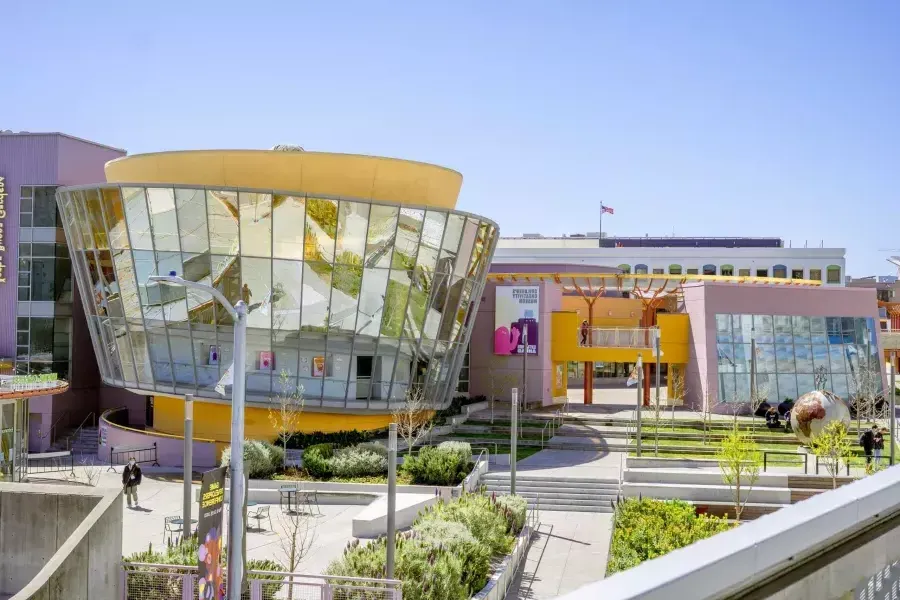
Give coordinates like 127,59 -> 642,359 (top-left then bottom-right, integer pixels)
874,428 -> 886,466
765,406 -> 780,429
122,457 -> 143,509
860,425 -> 877,465
580,320 -> 589,346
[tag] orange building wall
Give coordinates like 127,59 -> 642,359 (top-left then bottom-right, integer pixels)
560,295 -> 644,328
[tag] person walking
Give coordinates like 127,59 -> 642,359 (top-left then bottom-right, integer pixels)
874,428 -> 885,467
860,425 -> 877,467
580,320 -> 589,346
122,457 -> 143,509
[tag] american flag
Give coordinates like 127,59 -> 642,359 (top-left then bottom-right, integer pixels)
601,205 -> 615,215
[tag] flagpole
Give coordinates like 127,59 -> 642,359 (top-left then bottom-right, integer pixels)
599,203 -> 603,245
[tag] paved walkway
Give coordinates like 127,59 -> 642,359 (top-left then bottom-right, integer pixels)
512,449 -> 625,481
505,508 -> 613,598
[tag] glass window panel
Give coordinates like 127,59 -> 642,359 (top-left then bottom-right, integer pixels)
717,343 -> 735,373
68,191 -> 94,249
166,329 -> 196,392
773,264 -> 787,278
719,373 -> 736,403
335,201 -> 369,265
272,259 -> 303,333
131,249 -> 159,309
146,321 -> 174,388
753,315 -> 774,344
272,194 -> 306,260
111,249 -> 139,319
128,324 -> 155,387
809,268 -> 822,282
31,257 -> 55,301
450,279 -> 476,346
826,266 -> 841,284
32,243 -> 54,256
416,211 -> 445,271
33,186 -> 58,227
735,373 -> 750,402
757,344 -> 776,373
393,208 -> 423,272
305,198 -> 338,262
29,318 -> 53,361
796,374 -> 815,396
213,255 -> 242,326
301,262 -> 331,333
733,343 -> 750,373
364,204 -> 399,269
812,345 -> 829,371
733,314 -> 753,344
406,267 -> 429,337
381,269 -> 410,338
83,189 -> 108,249
775,344 -> 795,372
810,317 -> 827,344
357,267 -> 390,337
774,316 -> 793,344
174,188 -> 209,254
245,327 -> 273,396
777,374 -> 798,402
439,214 -> 464,261
146,188 -> 180,252
467,222 -> 492,281
738,268 -> 751,277
716,314 -> 732,343
829,344 -> 846,373
453,219 -> 479,279
122,187 -> 153,250
54,254 -> 72,303
702,264 -> 717,275
791,316 -> 811,343
794,344 -> 813,372
242,257 -> 272,329
370,338 -> 399,401
21,186 -> 33,198
101,187 -> 130,250
831,374 -> 849,398
826,317 -> 842,343
437,275 -> 466,343
102,318 -> 131,384
206,190 -> 240,255
238,192 -> 272,258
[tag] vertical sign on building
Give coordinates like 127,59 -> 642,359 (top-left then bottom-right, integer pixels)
494,286 -> 540,355
197,466 -> 227,600
0,176 -> 7,285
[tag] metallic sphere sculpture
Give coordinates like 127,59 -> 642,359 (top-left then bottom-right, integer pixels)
790,389 -> 851,444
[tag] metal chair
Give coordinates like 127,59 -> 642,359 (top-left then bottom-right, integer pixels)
163,515 -> 181,540
279,484 -> 299,513
248,505 -> 272,531
299,489 -> 322,516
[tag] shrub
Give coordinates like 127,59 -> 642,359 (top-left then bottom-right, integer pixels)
354,441 -> 389,458
402,446 -> 470,486
330,445 -> 388,478
220,440 -> 280,479
303,443 -> 334,479
327,535 -> 467,600
417,494 -> 513,555
494,494 -> 528,535
281,428 -> 386,450
606,498 -> 732,575
437,441 -> 472,463
412,518 -> 491,594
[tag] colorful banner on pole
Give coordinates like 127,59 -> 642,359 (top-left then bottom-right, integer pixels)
494,286 -> 539,355
197,466 -> 226,600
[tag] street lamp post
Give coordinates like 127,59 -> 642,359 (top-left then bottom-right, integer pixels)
387,423 -> 397,579
183,394 -> 194,541
891,351 -> 897,466
511,388 -> 518,495
149,273 -> 248,600
636,356 -> 643,457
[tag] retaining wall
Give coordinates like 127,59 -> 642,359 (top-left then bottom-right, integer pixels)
100,411 -> 218,468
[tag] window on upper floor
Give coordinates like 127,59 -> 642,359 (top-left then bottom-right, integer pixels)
617,264 -> 631,274
756,268 -> 768,277
826,265 -> 841,284
652,268 -> 664,274
773,264 -> 787,278
703,264 -> 717,275
791,269 -> 804,280
738,268 -> 751,277
634,264 -> 648,275
669,264 -> 682,275
809,268 -> 822,282
687,268 -> 699,275
721,265 -> 734,277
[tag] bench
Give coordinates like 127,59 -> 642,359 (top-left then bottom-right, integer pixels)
107,443 -> 160,472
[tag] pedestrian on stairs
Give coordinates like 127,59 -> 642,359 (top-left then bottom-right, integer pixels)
123,457 -> 143,509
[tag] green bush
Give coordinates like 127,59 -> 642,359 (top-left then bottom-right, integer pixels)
303,443 -> 334,479
402,446 -> 471,486
494,494 -> 528,535
437,441 -> 472,463
327,535 -> 467,600
412,518 -> 491,594
281,429 -> 386,450
417,494 -> 513,555
606,498 -> 732,575
220,440 -> 281,479
330,445 -> 388,478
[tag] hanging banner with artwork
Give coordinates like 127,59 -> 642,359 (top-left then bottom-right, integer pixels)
494,286 -> 539,355
197,466 -> 226,600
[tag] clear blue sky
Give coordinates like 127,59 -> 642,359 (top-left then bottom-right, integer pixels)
4,1 -> 898,276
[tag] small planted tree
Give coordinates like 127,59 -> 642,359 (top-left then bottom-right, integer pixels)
275,509 -> 316,600
717,426 -> 761,521
392,385 -> 433,455
268,369 -> 304,467
810,419 -> 852,489
487,356 -> 518,425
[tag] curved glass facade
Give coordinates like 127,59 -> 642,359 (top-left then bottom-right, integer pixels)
55,185 -> 498,410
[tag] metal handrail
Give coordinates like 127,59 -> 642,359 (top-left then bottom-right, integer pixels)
66,412 -> 96,452
40,410 -> 71,444
762,450 -> 809,474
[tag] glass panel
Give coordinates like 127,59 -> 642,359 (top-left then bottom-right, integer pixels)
717,343 -> 735,373
791,316 -> 811,343
794,344 -> 813,372
102,187 -> 130,250
777,374 -> 798,402
774,316 -> 793,344
812,345 -> 830,372
775,344 -> 795,372
370,338 -> 398,401
715,314 -> 732,343
301,262 -> 331,333
146,188 -> 180,252
451,279 -> 476,345
832,374 -> 849,398
29,318 -> 53,361
416,211 -> 445,271
407,267 -> 429,337
758,344 -> 776,373
305,198 -> 338,262
733,344 -> 751,373
146,320 -> 173,388
719,373 -> 736,403
773,264 -> 787,278
242,257 -> 272,329
357,267 -> 390,337
810,317 -> 827,344
206,190 -> 239,255
329,260 -> 362,333
128,323 -> 155,387
829,344 -> 846,373
702,264 -> 716,275
453,219 -> 479,279
272,259 -> 303,333
335,201 -> 369,265
174,188 -> 209,254
30,257 -> 55,301
797,374 -> 815,396
735,373 -> 750,402
437,275 -> 465,343
68,191 -> 93,249
122,187 -> 153,250
364,204 -> 399,268
33,186 -> 58,227
394,208 -> 423,272
181,252 -> 217,390
733,314 -> 753,344
753,315 -> 774,344
272,194 -> 305,260
213,255 -> 241,326
246,327 -> 273,396
83,189 -> 108,249
381,269 -> 410,338
238,192 -> 272,258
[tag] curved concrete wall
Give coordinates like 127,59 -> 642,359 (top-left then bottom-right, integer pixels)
100,411 -> 218,468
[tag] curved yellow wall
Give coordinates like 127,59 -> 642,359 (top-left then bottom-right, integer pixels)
105,150 -> 463,209
152,396 -> 395,443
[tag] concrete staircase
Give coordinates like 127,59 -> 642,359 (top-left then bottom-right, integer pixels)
481,472 -> 620,513
49,426 -> 99,455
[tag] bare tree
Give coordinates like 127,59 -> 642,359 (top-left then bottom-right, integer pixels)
810,420 -> 852,489
717,425 -> 762,521
274,509 -> 316,599
268,369 -> 304,466
748,378 -> 771,433
849,355 -> 884,429
667,367 -> 688,432
392,385 -> 433,454
79,455 -> 101,487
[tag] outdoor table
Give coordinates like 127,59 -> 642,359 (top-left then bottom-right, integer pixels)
279,484 -> 300,513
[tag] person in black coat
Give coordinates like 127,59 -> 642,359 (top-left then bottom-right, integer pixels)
122,458 -> 143,509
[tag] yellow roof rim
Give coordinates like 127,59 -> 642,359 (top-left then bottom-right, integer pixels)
487,272 -> 824,286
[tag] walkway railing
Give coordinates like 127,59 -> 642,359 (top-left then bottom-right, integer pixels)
577,327 -> 655,349
122,563 -> 402,599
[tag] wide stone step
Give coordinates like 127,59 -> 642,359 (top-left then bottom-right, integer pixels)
511,496 -> 616,512
484,487 -> 618,502
482,474 -> 619,486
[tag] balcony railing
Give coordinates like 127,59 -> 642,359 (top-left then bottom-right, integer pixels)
578,327 -> 656,349
883,331 -> 900,351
